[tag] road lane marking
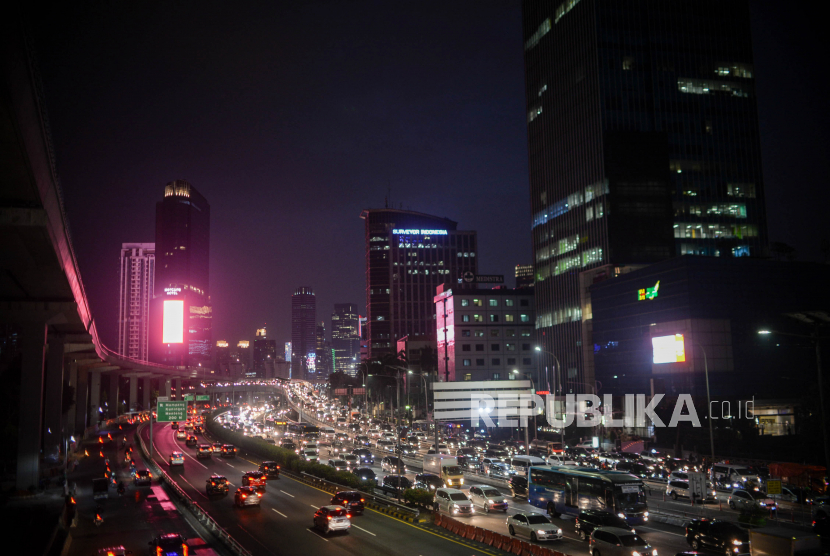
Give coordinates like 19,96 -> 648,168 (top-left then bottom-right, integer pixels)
638,526 -> 685,537
351,524 -> 376,536
280,490 -> 294,497
179,476 -> 208,499
271,509 -> 287,518
310,504 -> 318,508
307,529 -> 328,542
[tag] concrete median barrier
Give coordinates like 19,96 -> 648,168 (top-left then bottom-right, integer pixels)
484,529 -> 494,546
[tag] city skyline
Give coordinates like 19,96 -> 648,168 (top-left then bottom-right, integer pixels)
26,2 -> 829,360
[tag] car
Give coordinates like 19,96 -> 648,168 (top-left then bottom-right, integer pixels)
468,485 -> 509,513
414,473 -> 444,491
378,474 -> 412,496
574,510 -> 634,541
342,454 -> 360,468
133,469 -> 152,486
280,440 -> 297,451
313,505 -> 351,535
489,462 -> 515,479
170,422 -> 179,430
259,461 -> 280,479
434,488 -> 474,516
302,449 -> 319,462
666,480 -> 717,502
169,451 -> 185,466
353,467 -> 377,483
685,518 -> 749,553
242,471 -> 266,491
95,546 -> 127,556
727,488 -> 777,511
148,534 -> 188,555
502,475 -> 526,501
328,459 -> 349,471
185,434 -> 198,446
175,430 -> 187,440
589,527 -> 654,556
196,444 -> 212,459
354,435 -> 372,446
234,486 -> 262,507
377,439 -> 395,452
212,442 -> 223,454
331,491 -> 365,515
381,456 -> 407,473
206,475 -> 230,495
352,448 -> 374,464
194,425 -> 204,434
221,444 -> 237,458
507,512 -> 563,542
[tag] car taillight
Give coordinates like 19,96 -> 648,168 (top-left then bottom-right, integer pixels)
241,494 -> 247,498
347,514 -> 351,518
327,516 -> 332,520
257,492 -> 262,497
182,544 -> 188,556
211,482 -> 215,485
360,498 -> 365,502
156,547 -> 162,556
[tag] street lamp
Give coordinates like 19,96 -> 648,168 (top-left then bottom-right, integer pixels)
535,346 -> 564,448
408,370 -> 439,455
512,369 -> 533,451
758,327 -> 829,468
693,342 -> 716,464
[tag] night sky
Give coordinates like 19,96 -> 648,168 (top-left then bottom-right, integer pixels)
26,1 -> 828,351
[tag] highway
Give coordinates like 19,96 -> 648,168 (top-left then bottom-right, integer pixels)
142,421 -> 509,556
143,416 -> 695,556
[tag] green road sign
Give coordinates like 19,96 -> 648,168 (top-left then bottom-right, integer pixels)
196,395 -> 210,401
766,479 -> 782,495
157,400 -> 187,422
182,394 -> 194,401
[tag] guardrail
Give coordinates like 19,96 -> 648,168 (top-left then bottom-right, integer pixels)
135,422 -> 253,556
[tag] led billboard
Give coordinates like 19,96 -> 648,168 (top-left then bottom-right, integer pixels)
652,334 -> 686,363
162,299 -> 184,343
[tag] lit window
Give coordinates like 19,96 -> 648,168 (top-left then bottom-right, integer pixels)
489,314 -> 500,323
473,315 -> 483,323
489,299 -> 498,307
464,373 -> 472,381
622,56 -> 634,70
677,77 -> 749,97
473,299 -> 482,307
506,343 -> 516,352
505,314 -> 515,322
520,314 -> 530,323
521,330 -> 531,337
474,331 -> 484,338
493,373 -> 501,380
461,299 -> 469,307
462,315 -> 470,323
463,359 -> 471,367
524,18 -> 550,50
505,299 -> 514,307
528,105 -> 543,123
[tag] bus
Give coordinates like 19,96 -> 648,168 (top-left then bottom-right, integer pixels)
287,422 -> 320,438
528,465 -> 649,525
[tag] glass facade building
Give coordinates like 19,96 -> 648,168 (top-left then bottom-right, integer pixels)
150,180 -> 211,366
522,0 -> 768,392
360,209 -> 478,360
331,303 -> 360,376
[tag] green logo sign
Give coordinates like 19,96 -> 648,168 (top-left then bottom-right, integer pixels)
195,395 -> 210,401
638,280 -> 660,301
182,394 -> 194,401
157,400 -> 187,422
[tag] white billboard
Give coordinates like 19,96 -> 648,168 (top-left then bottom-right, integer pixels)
652,333 -> 686,364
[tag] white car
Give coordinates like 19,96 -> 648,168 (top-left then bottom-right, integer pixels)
313,505 -> 351,534
506,512 -> 563,542
328,459 -> 348,471
303,449 -> 319,462
468,485 -> 509,513
434,488 -> 474,516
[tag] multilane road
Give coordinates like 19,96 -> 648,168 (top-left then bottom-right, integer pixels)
144,420 -> 693,556
143,422 -> 507,556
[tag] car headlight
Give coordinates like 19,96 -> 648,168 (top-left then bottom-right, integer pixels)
488,500 -> 495,504
632,552 -> 642,556
643,511 -> 649,517
618,513 -> 626,518
733,540 -> 742,545
557,528 -> 562,534
537,530 -> 546,535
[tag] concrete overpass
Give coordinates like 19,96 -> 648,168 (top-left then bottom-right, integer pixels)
0,17 -> 200,490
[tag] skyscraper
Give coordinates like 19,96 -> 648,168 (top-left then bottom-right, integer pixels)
150,180 -> 212,366
253,327 -> 277,378
316,322 -> 334,377
291,287 -> 316,381
360,209 -> 478,360
522,0 -> 767,392
331,303 -> 360,375
117,243 -> 155,360
515,264 -> 534,289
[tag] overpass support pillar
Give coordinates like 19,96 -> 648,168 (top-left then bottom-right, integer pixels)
108,374 -> 119,418
89,370 -> 101,428
16,323 -> 48,491
65,362 -> 78,437
43,335 -> 65,461
75,366 -> 89,436
247,390 -> 253,405
142,377 -> 151,410
163,379 -> 171,399
128,377 -> 138,412
175,378 -> 182,401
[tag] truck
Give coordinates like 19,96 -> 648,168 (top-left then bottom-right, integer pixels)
749,527 -> 822,556
423,454 -> 464,488
92,477 -> 110,500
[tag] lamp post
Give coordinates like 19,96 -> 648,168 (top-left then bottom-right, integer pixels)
535,347 -> 563,447
408,370 -> 438,453
512,370 -> 533,453
694,342 -> 716,463
759,327 -> 830,468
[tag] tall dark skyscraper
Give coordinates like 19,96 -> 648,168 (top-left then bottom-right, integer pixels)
331,303 -> 360,376
150,180 -> 212,366
291,287 -> 316,380
253,327 -> 277,378
360,209 -> 478,360
316,322 -> 334,377
522,0 -> 767,392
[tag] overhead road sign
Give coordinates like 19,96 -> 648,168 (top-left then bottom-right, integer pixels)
157,401 -> 187,422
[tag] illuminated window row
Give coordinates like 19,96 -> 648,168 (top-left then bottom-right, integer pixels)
536,306 -> 581,328
532,180 -> 609,228
673,223 -> 758,239
524,18 -> 550,50
715,63 -> 753,78
677,78 -> 750,98
676,203 -> 747,218
528,105 -> 543,123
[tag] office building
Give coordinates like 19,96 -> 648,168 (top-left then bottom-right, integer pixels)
434,285 -> 536,383
232,340 -> 251,378
522,0 -> 768,392
316,322 -> 334,377
253,327 -> 277,378
515,264 -> 534,289
117,243 -> 155,360
213,340 -> 231,377
360,208 -> 478,360
291,287 -> 316,380
331,303 -> 360,375
150,180 -> 212,366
